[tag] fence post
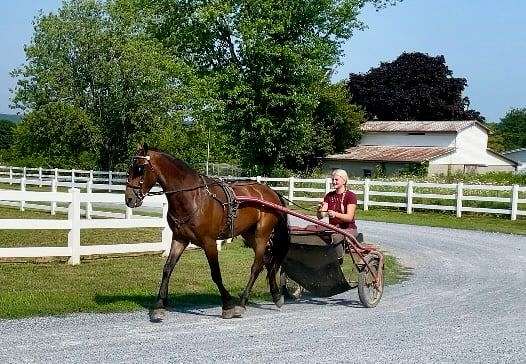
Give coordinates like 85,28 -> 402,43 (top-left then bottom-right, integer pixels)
9,167 -> 13,185
363,179 -> 370,211
161,201 -> 171,257
51,178 -> 57,215
511,184 -> 519,221
456,182 -> 463,218
20,177 -> 26,211
256,175 -> 261,183
288,177 -> 295,201
406,180 -> 413,214
23,167 -> 26,179
325,177 -> 331,195
71,169 -> 75,188
38,167 -> 43,187
86,177 -> 93,219
125,205 -> 133,219
67,188 -> 81,265
54,168 -> 59,182
108,171 -> 113,192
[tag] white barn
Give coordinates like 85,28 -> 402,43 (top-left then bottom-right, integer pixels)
502,148 -> 526,171
324,120 -> 518,177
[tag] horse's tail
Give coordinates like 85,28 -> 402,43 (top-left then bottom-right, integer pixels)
265,193 -> 291,275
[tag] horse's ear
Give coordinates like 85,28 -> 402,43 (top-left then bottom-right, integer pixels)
143,142 -> 149,153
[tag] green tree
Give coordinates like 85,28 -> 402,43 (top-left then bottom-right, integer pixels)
11,0 -> 189,170
0,120 -> 15,150
12,103 -> 100,168
143,0 -> 394,174
485,122 -> 506,153
496,108 -> 526,151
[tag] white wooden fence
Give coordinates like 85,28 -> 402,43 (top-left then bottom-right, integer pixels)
0,166 -> 524,264
257,176 -> 526,220
0,188 -> 171,264
0,165 -> 127,191
1,165 -> 525,220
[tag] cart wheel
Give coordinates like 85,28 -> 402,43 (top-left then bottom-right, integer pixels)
358,254 -> 384,308
280,271 -> 305,300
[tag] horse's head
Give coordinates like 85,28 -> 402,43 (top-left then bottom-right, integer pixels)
125,144 -> 159,208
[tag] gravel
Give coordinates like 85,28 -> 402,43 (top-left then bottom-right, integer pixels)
1,220 -> 525,363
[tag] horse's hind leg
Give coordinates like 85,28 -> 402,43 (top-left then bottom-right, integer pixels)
202,238 -> 240,319
150,238 -> 188,322
266,261 -> 284,308
239,231 -> 266,308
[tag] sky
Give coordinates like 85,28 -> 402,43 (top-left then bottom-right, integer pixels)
0,0 -> 525,122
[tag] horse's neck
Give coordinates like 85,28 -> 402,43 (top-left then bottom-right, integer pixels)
153,152 -> 200,191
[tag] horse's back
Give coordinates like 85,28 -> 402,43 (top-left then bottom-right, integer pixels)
231,181 -> 282,205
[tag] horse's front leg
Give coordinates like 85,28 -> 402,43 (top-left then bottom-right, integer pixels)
202,237 -> 243,319
150,238 -> 188,322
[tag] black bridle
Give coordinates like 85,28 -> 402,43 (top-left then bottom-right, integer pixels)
126,155 -> 157,201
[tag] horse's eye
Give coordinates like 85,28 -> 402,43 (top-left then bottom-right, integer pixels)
134,165 -> 144,175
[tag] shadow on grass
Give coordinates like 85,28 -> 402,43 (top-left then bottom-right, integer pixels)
93,262 -> 414,318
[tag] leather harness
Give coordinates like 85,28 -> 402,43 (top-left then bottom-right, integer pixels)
126,155 -> 241,239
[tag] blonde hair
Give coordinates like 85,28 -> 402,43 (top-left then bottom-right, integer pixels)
331,169 -> 348,185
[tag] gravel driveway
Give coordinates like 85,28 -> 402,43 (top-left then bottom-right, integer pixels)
1,220 -> 525,363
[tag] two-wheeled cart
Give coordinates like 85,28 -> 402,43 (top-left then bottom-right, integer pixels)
236,196 -> 384,308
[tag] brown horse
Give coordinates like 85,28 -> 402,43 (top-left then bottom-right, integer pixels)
125,145 -> 290,321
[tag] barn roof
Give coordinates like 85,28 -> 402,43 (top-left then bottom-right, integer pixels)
361,120 -> 488,133
502,147 -> 526,154
325,146 -> 454,163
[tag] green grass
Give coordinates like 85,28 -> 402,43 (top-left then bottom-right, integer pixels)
358,208 -> 526,235
0,240 -> 406,319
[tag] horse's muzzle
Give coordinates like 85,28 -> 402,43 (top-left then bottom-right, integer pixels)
125,188 -> 144,208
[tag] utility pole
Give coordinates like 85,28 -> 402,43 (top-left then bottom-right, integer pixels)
206,128 -> 210,175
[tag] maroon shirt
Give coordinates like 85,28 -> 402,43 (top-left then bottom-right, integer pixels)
323,190 -> 357,229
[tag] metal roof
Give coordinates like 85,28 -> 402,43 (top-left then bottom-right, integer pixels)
361,120 -> 488,133
502,147 -> 526,155
325,146 -> 454,162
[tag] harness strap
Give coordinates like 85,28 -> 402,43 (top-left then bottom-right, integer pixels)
217,180 -> 238,239
201,176 -> 239,240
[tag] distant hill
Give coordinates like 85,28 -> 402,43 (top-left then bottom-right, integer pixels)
0,113 -> 22,123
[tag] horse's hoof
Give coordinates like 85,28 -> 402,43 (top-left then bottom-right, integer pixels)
222,307 -> 236,319
274,295 -> 284,308
234,305 -> 246,317
150,308 -> 166,323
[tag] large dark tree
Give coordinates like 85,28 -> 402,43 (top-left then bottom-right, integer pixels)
346,52 -> 484,121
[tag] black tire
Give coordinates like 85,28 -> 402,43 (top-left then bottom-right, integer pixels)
280,271 -> 305,300
358,254 -> 384,308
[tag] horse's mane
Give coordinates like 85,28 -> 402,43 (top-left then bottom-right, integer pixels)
149,148 -> 198,176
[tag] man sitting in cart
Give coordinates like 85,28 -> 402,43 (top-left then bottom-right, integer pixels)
317,169 -> 358,239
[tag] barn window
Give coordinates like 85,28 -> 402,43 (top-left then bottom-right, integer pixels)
363,169 -> 372,177
408,132 -> 425,135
